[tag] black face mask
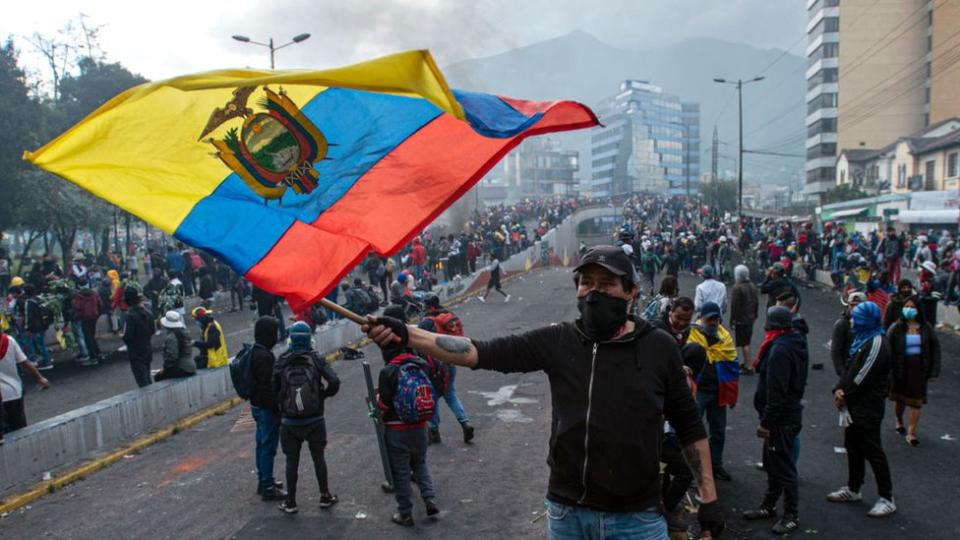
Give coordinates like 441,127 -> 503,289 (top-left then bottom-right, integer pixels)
577,290 -> 629,341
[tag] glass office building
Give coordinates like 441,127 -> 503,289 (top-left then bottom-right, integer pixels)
590,80 -> 700,197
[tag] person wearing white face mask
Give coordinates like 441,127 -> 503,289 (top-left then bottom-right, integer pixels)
886,296 -> 940,447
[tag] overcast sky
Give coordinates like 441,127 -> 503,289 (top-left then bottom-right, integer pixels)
1,0 -> 806,81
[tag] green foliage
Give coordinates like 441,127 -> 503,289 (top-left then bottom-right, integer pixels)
0,40 -> 41,231
824,184 -> 868,204
699,179 -> 738,214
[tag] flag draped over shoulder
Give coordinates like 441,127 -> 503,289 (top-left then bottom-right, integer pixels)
24,50 -> 598,310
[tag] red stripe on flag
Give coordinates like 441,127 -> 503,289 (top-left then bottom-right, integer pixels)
245,221 -> 369,311
314,101 -> 597,255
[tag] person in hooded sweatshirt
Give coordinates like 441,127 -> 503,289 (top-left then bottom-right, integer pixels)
828,301 -> 896,518
122,287 -> 156,388
249,316 -> 287,501
742,306 -> 808,535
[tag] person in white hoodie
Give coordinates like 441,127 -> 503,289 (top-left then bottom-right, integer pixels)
695,264 -> 727,314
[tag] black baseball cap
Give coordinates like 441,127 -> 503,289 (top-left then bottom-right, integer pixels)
574,245 -> 638,284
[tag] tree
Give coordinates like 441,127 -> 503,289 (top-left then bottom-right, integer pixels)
699,179 -> 738,214
0,39 -> 41,240
824,184 -> 867,204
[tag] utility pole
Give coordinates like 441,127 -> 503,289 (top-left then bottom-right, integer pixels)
711,127 -> 719,183
713,76 -> 764,217
232,33 -> 311,69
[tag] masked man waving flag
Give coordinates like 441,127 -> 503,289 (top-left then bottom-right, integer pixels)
364,245 -> 725,540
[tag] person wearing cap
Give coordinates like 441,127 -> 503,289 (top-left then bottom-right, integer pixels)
694,264 -> 726,315
122,286 -> 156,387
154,311 -> 196,381
687,301 -> 738,482
742,306 -> 808,534
828,301 -> 896,518
363,244 -> 725,539
831,291 -> 865,377
191,307 -> 228,369
418,295 -> 474,445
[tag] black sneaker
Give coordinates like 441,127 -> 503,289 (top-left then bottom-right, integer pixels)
257,480 -> 284,495
428,428 -> 441,444
278,501 -> 298,514
319,493 -> 339,509
425,498 -> 439,516
714,467 -> 732,481
771,515 -> 799,534
742,507 -> 777,520
392,513 -> 414,527
261,486 -> 286,501
460,421 -> 475,444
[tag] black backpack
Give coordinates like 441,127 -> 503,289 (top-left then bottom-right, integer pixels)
278,352 -> 323,418
229,343 -> 256,399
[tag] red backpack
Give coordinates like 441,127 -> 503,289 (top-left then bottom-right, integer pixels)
425,311 -> 463,336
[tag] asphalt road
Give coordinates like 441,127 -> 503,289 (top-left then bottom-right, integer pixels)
2,267 -> 959,539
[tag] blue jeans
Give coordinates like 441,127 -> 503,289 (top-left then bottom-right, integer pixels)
546,501 -> 667,540
696,391 -> 727,470
251,406 -> 280,490
428,365 -> 468,430
71,322 -> 89,358
28,332 -> 51,364
385,427 -> 435,516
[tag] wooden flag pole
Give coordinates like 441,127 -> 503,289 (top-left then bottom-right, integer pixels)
318,297 -> 367,325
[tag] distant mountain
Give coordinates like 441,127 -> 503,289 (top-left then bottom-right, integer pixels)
443,31 -> 806,186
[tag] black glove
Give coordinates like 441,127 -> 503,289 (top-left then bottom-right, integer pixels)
698,500 -> 725,538
376,316 -> 409,347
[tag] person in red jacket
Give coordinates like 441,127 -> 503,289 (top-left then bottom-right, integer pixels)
409,237 -> 427,280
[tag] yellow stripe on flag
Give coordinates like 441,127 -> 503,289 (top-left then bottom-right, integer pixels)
23,50 -> 464,234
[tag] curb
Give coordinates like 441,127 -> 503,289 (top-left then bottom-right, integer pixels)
0,396 -> 243,516
0,265 -> 543,516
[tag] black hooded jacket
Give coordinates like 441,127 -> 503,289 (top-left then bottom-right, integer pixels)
754,331 -> 808,428
250,316 -> 280,412
473,316 -> 706,513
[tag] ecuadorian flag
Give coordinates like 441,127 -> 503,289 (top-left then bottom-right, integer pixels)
24,50 -> 597,310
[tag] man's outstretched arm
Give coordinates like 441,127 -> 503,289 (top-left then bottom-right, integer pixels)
364,316 -> 478,368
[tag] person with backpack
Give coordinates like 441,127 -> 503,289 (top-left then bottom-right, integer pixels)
71,278 -> 103,366
154,311 -> 196,381
363,245 -> 724,538
246,316 -> 287,501
376,306 -> 440,527
342,282 -> 372,316
639,242 -> 661,296
22,284 -> 53,370
419,295 -> 474,445
272,321 -> 340,514
191,307 -> 228,369
122,287 -> 156,388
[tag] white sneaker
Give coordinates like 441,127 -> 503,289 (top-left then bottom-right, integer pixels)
826,486 -> 863,502
477,296 -> 486,303
504,294 -> 511,303
867,497 -> 896,517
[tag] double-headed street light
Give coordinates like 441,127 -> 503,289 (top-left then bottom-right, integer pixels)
232,33 -> 311,69
713,75 -> 765,217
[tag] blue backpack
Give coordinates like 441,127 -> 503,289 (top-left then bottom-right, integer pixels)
641,295 -> 664,321
389,354 -> 436,424
229,343 -> 256,399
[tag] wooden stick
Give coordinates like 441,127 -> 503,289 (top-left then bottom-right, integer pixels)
318,297 -> 367,325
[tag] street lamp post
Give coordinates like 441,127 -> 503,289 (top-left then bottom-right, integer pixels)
232,33 -> 311,69
713,76 -> 764,217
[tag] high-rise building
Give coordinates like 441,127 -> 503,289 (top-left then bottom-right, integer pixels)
805,0 -> 960,200
590,80 -> 700,197
501,137 -> 580,199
